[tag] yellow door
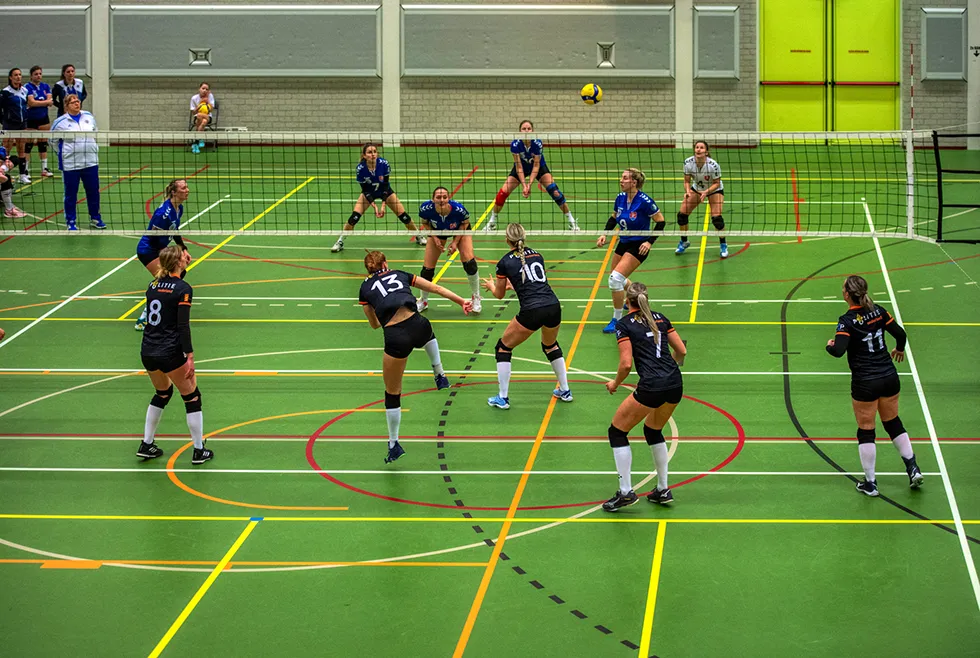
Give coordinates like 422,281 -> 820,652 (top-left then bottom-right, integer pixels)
760,0 -> 827,131
832,0 -> 900,130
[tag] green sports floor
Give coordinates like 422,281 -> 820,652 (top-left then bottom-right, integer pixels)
0,144 -> 978,657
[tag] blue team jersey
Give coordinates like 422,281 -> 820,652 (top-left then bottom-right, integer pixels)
136,200 -> 183,254
510,139 -> 546,168
613,191 -> 660,243
0,85 -> 28,125
24,82 -> 51,120
356,158 -> 391,192
418,200 -> 470,232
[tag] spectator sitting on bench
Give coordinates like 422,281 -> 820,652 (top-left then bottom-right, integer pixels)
189,82 -> 215,153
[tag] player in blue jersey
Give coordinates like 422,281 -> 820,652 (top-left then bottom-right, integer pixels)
24,66 -> 54,179
415,186 -> 483,313
52,65 -> 87,117
596,168 -> 667,333
485,120 -> 578,232
134,179 -> 192,331
332,143 -> 426,252
482,222 -> 572,409
1,68 -> 31,185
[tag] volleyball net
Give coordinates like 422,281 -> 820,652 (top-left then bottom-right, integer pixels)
0,129 -> 960,241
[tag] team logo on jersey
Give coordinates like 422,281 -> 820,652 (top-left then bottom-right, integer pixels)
855,314 -> 864,324
629,212 -> 637,219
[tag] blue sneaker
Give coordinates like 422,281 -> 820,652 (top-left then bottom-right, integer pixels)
553,388 -> 573,402
66,220 -> 78,231
720,243 -> 729,259
134,317 -> 147,332
384,442 -> 405,463
434,373 -> 450,390
90,218 -> 106,230
602,318 -> 618,334
487,395 -> 510,409
675,240 -> 690,255
191,144 -> 200,154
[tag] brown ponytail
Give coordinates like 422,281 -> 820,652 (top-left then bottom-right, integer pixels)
844,275 -> 875,312
154,245 -> 184,282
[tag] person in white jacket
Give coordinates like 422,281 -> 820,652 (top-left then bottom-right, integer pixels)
50,94 -> 104,231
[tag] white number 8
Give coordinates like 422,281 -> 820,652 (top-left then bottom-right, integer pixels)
147,299 -> 163,326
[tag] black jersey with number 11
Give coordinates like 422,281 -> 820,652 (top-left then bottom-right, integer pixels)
141,276 -> 194,357
495,248 -> 559,311
830,304 -> 906,380
359,269 -> 418,326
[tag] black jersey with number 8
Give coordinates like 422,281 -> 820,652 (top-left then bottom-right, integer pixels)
141,276 -> 194,357
495,248 -> 559,311
359,269 -> 418,326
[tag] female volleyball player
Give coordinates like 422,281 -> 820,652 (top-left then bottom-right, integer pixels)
1,68 -> 31,184
52,64 -> 87,117
137,245 -> 213,465
602,282 -> 687,512
416,186 -> 482,314
0,146 -> 26,218
24,66 -> 54,178
482,223 -> 572,409
135,179 -> 192,331
596,168 -> 666,333
826,275 -> 923,496
332,143 -> 426,252
675,140 -> 728,258
484,120 -> 578,232
360,250 -> 473,463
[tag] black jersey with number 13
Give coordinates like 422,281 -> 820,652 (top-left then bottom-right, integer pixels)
359,269 -> 418,326
495,248 -> 559,310
141,276 -> 194,357
615,311 -> 681,391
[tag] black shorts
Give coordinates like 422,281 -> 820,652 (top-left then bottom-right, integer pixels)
690,188 -> 724,198
141,352 -> 188,374
615,239 -> 651,264
364,185 -> 394,204
851,373 -> 901,402
383,313 -> 435,359
508,161 -> 552,182
632,385 -> 684,409
2,120 -> 27,131
515,303 -> 562,332
137,250 -> 159,266
26,116 -> 50,129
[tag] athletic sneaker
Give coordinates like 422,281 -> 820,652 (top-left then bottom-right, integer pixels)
134,317 -> 147,332
602,489 -> 639,512
191,144 -> 200,154
856,479 -> 879,497
416,297 -> 429,313
487,395 -> 510,410
415,235 -> 427,247
483,218 -> 497,232
567,217 -> 580,232
602,318 -> 618,334
66,220 -> 78,231
471,295 -> 482,313
331,237 -> 345,253
191,447 -> 214,465
647,488 -> 673,505
720,243 -> 729,259
905,457 -> 924,489
19,173 -> 30,184
90,218 -> 106,229
198,140 -> 205,148
3,206 -> 25,218
435,373 -> 450,390
553,388 -> 573,402
385,442 -> 405,463
41,169 -> 54,178
675,240 -> 691,255
136,441 -> 164,460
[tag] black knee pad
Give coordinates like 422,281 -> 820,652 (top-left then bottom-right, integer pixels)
608,425 -> 630,448
419,266 -> 435,281
711,215 -> 725,231
347,211 -> 362,227
462,258 -> 479,276
385,391 -> 401,409
24,143 -> 34,154
857,428 -> 876,445
38,143 -> 47,154
677,212 -> 689,227
181,387 -> 202,413
495,338 -> 512,362
644,425 -> 665,446
150,385 -> 174,409
398,212 -> 413,226
882,416 -> 906,440
541,341 -> 563,362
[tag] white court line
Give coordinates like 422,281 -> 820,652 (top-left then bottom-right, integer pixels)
864,201 -> 980,612
0,367 -> 880,376
0,467 -> 941,476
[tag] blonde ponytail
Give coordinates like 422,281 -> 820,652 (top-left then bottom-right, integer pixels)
506,223 -> 528,282
844,275 -> 875,312
626,281 -> 660,345
154,245 -> 184,282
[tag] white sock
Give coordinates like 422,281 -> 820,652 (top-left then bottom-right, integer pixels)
1,189 -> 12,210
858,443 -> 876,482
550,356 -> 569,392
336,233 -> 345,243
420,289 -> 430,303
489,211 -> 497,224
139,306 -> 147,321
144,405 -> 164,444
386,408 -> 401,448
41,157 -> 48,170
497,361 -> 511,398
651,443 -> 669,490
467,272 -> 481,298
186,410 -> 204,450
613,445 -> 633,493
613,307 -> 624,321
891,433 -> 914,460
566,211 -> 575,223
423,338 -> 444,376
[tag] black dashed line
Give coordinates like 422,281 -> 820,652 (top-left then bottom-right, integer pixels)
549,595 -> 565,605
529,580 -> 544,590
595,626 -> 613,635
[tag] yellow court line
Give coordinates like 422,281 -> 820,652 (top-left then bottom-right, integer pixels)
431,202 -> 495,283
638,521 -> 668,657
688,204 -> 712,323
147,520 -> 259,658
117,177 -> 316,320
452,239 -> 617,658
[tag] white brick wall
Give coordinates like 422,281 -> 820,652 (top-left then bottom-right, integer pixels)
902,0 -> 968,130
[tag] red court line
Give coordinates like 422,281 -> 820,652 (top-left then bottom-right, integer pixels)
790,167 -> 803,244
450,166 -> 478,198
0,164 -> 149,246
142,164 -> 211,218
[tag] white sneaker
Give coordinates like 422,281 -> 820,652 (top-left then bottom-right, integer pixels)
567,217 -> 580,232
19,174 -> 31,184
4,206 -> 26,218
41,169 -> 54,178
416,297 -> 429,313
330,238 -> 344,253
415,235 -> 428,247
471,295 -> 482,313
483,218 -> 497,233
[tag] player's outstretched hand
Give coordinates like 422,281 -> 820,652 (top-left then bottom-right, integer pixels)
482,276 -> 496,293
596,235 -> 607,247
461,300 -> 473,315
605,381 -> 618,395
891,349 -> 905,363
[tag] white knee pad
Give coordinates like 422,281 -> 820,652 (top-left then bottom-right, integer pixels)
608,270 -> 627,292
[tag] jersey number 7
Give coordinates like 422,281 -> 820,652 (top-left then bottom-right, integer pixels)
371,273 -> 405,297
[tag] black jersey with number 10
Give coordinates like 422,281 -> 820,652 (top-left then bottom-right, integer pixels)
495,248 -> 559,311
140,276 -> 194,357
615,311 -> 681,391
359,269 -> 418,326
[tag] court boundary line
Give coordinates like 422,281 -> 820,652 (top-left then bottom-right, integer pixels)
688,203 -> 713,323
638,521 -> 667,657
0,467 -> 944,476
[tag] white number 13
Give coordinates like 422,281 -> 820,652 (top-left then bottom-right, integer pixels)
371,273 -> 405,297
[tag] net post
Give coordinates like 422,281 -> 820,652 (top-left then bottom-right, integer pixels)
905,130 -> 915,239
932,130 -> 945,241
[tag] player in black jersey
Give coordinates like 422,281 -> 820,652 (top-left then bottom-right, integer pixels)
137,246 -> 213,465
360,250 -> 473,463
602,282 -> 688,512
482,223 -> 571,409
826,275 -> 923,496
